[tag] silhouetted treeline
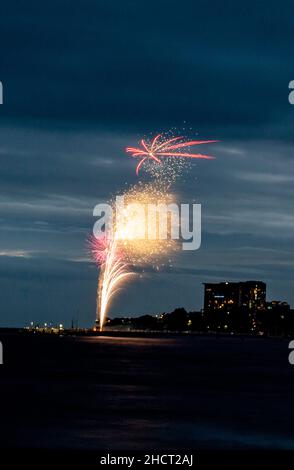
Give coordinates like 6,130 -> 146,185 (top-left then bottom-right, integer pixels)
107,304 -> 294,336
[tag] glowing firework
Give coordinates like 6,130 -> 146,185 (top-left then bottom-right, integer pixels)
90,234 -> 111,264
90,235 -> 133,331
126,134 -> 217,175
90,131 -> 216,330
90,184 -> 179,330
116,183 -> 179,266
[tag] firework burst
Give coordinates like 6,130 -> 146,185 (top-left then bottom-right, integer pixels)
90,183 -> 180,330
126,134 -> 217,175
89,130 -> 216,331
116,182 -> 179,267
89,234 -> 112,264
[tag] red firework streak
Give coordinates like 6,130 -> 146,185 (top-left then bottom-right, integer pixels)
89,234 -> 112,265
126,134 -> 217,175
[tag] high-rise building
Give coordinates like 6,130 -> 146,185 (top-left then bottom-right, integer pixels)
238,281 -> 266,311
203,281 -> 266,312
203,282 -> 239,312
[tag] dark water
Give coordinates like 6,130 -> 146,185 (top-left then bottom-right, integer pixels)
1,333 -> 294,450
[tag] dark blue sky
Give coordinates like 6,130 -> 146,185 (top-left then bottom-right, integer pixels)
0,0 -> 294,326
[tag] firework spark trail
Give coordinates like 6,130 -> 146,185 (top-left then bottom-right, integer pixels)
126,134 -> 217,175
91,235 -> 133,331
98,238 -> 133,332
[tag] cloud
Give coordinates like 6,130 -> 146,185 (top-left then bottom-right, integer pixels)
235,172 -> 294,184
0,0 -> 293,137
0,250 -> 32,258
0,0 -> 294,325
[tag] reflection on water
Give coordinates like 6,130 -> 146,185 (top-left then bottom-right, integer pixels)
2,334 -> 294,449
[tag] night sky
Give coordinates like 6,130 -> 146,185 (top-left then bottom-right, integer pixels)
0,0 -> 294,327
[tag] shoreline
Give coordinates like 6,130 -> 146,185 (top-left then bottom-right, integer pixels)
0,327 -> 291,341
